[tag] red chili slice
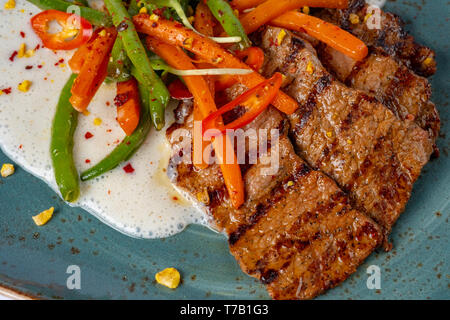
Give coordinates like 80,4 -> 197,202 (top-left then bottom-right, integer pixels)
31,10 -> 93,50
203,72 -> 282,137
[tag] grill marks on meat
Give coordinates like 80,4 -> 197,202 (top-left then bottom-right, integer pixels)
314,35 -> 439,144
317,0 -> 436,77
166,100 -> 381,299
256,27 -> 433,236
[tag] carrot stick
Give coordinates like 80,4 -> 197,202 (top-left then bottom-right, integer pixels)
194,2 -> 215,37
116,78 -> 141,136
69,27 -> 117,112
271,11 -> 368,61
230,0 -> 348,11
68,29 -> 100,74
146,37 -> 245,208
133,14 -> 298,115
239,0 -> 348,34
194,2 -> 216,168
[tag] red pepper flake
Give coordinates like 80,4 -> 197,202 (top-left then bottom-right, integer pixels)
18,144 -> 23,149
1,87 -> 12,94
106,129 -> 112,133
123,163 -> 135,174
172,196 -> 179,201
25,65 -> 33,70
84,131 -> 94,139
107,190 -> 111,195
153,8 -> 165,16
34,44 -> 40,51
126,141 -> 131,145
114,92 -> 129,107
106,101 -> 110,106
85,159 -> 91,164
54,58 -> 65,66
9,51 -> 18,62
37,65 -> 43,69
20,31 -> 26,38
175,23 -> 183,28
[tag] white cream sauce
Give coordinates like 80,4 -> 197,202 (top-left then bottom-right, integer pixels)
0,3 -> 207,239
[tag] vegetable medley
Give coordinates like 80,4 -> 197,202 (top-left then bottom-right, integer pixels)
25,0 -> 368,208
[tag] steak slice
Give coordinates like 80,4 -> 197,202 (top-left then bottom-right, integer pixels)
254,27 -> 433,238
316,45 -> 440,144
166,98 -> 381,299
317,0 -> 436,77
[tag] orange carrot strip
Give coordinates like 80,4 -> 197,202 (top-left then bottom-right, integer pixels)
239,0 -> 348,34
230,0 -> 348,11
133,14 -> 298,115
271,11 -> 368,61
146,37 -> 244,208
68,29 -> 100,74
194,3 -> 216,169
194,2 -> 215,36
69,27 -> 117,112
116,79 -> 141,136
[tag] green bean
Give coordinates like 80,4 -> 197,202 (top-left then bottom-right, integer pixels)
106,38 -> 132,83
50,74 -> 80,202
206,0 -> 251,50
69,0 -> 89,6
26,0 -> 112,27
80,79 -> 153,182
104,0 -> 169,130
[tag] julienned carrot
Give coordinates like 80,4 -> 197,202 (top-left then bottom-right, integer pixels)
68,29 -> 101,74
230,0 -> 348,11
116,78 -> 141,136
146,37 -> 244,209
133,14 -> 298,115
69,27 -> 117,112
68,41 -> 90,74
194,2 -> 215,168
271,11 -> 368,61
239,0 -> 348,34
194,1 -> 215,37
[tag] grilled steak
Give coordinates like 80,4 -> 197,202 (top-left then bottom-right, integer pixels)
253,27 -> 433,238
317,0 -> 436,77
315,45 -> 440,143
166,98 -> 382,299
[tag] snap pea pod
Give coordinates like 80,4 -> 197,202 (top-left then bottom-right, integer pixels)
206,0 -> 251,49
104,0 -> 169,130
50,74 -> 80,202
106,37 -> 132,83
26,0 -> 112,27
80,80 -> 152,181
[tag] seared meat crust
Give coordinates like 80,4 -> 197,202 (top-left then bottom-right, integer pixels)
254,27 -> 433,236
318,0 -> 436,77
167,98 -> 381,299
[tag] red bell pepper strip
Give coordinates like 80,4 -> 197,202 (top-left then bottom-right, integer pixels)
115,78 -> 141,136
203,72 -> 282,137
168,79 -> 193,100
31,10 -> 93,51
69,27 -> 117,112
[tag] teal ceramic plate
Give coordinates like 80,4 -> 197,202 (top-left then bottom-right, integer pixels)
0,0 -> 448,299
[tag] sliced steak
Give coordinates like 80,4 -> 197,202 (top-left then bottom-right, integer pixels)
317,0 -> 436,77
253,27 -> 433,237
167,97 -> 382,299
314,43 -> 439,144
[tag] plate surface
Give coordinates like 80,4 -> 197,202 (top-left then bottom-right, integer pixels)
0,0 -> 449,300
